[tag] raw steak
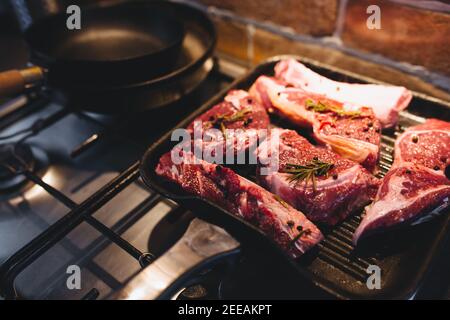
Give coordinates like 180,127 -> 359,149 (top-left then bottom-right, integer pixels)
250,76 -> 381,171
156,149 -> 323,258
186,90 -> 270,160
353,119 -> 450,244
275,58 -> 412,128
256,128 -> 380,225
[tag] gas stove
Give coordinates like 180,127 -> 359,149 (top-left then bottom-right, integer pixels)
0,54 -> 246,299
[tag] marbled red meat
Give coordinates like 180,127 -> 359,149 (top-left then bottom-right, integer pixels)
250,76 -> 381,172
156,150 -> 323,258
353,119 -> 450,244
393,119 -> 450,169
274,58 -> 412,128
186,90 -> 270,160
256,128 -> 380,225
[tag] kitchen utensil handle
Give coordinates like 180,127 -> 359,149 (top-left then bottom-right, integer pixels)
0,66 -> 44,97
111,219 -> 240,300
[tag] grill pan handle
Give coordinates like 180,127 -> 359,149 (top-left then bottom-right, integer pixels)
111,218 -> 240,300
0,66 -> 44,98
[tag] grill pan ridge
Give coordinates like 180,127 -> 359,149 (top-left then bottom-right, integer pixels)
140,56 -> 450,299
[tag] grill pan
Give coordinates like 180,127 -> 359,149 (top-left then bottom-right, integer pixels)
140,56 -> 450,299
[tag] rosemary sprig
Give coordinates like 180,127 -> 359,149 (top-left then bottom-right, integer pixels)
206,107 -> 252,138
221,107 -> 252,123
273,194 -> 289,208
305,99 -> 361,118
283,158 -> 334,192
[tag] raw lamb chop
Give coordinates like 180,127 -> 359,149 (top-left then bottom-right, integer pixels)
256,128 -> 380,225
156,149 -> 323,258
186,90 -> 270,161
353,119 -> 450,244
275,58 -> 412,128
250,76 -> 381,171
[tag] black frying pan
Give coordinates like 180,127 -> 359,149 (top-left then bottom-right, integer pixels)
0,2 -> 184,94
29,2 -> 185,86
0,1 -> 216,113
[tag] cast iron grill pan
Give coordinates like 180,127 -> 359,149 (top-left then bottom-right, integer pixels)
140,56 -> 450,299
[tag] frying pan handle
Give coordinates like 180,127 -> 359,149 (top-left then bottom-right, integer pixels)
110,219 -> 240,300
0,66 -> 44,97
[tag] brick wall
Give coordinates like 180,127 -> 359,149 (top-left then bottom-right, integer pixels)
183,0 -> 450,99
342,0 -> 450,77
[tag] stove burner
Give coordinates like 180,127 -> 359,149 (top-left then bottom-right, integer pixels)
0,143 -> 35,192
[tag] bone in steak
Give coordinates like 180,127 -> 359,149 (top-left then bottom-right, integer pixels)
353,119 -> 450,244
256,128 -> 380,225
250,76 -> 381,171
274,58 -> 412,128
156,149 -> 323,258
186,90 -> 270,159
